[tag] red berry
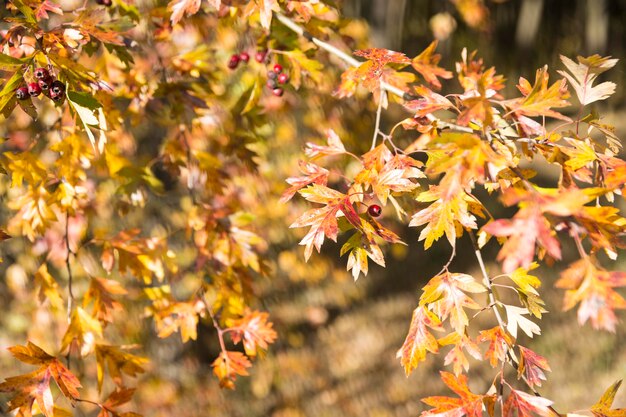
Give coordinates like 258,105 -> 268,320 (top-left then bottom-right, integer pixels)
227,54 -> 240,69
28,82 -> 42,97
255,50 -> 267,63
34,67 -> 50,80
273,64 -> 283,73
239,52 -> 250,63
266,79 -> 277,89
51,80 -> 65,95
368,204 -> 382,217
277,72 -> 289,84
96,0 -> 112,5
272,88 -> 284,97
38,76 -> 53,91
15,87 -> 29,100
267,70 -> 277,80
50,90 -> 64,102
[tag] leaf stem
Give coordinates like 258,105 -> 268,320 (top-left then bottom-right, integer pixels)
371,86 -> 385,150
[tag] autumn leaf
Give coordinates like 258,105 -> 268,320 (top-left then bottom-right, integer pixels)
168,0 -> 201,25
229,310 -> 278,357
506,66 -> 571,121
411,41 -> 453,89
84,277 -> 127,323
420,272 -> 485,334
304,129 -> 347,159
397,306 -> 444,375
591,380 -> 626,417
280,162 -> 329,203
503,389 -> 554,417
504,305 -> 541,338
518,346 -> 551,388
558,55 -> 618,106
477,326 -> 513,367
421,371 -> 495,417
556,258 -> 626,332
212,351 -> 252,390
410,186 -> 478,249
290,184 -> 361,260
340,230 -> 386,280
98,387 -> 137,417
438,333 -> 483,376
0,342 -> 81,417
35,0 -> 63,20
61,307 -> 103,356
95,345 -> 148,392
405,85 -> 454,117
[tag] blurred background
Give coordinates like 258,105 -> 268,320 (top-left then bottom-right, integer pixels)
2,1 -> 626,416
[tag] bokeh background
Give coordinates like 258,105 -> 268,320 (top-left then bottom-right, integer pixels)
2,1 -> 626,416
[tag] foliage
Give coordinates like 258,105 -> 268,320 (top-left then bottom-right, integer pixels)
0,0 -> 625,417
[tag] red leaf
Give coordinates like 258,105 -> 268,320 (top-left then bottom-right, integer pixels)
518,346 -> 551,388
421,372 -> 495,417
503,389 -> 553,417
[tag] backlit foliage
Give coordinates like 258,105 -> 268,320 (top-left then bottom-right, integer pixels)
0,1 -> 625,417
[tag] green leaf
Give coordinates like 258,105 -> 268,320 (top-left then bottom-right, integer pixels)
67,90 -> 102,110
0,71 -> 24,118
10,0 -> 38,24
0,53 -> 26,71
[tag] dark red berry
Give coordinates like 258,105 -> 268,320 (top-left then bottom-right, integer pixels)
15,87 -> 29,100
51,80 -> 65,95
50,90 -> 64,102
227,54 -> 240,70
255,50 -> 267,63
38,76 -> 53,91
96,0 -> 112,5
368,204 -> 382,217
266,79 -> 277,89
239,52 -> 250,63
277,72 -> 289,84
272,88 -> 284,97
28,82 -> 42,97
267,70 -> 277,80
34,67 -> 50,80
273,64 -> 283,73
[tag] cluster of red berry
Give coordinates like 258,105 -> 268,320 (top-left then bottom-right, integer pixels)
15,67 -> 66,103
266,64 -> 289,97
227,49 -> 290,97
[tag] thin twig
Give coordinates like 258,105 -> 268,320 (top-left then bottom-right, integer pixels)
371,86 -> 385,150
65,211 -> 75,321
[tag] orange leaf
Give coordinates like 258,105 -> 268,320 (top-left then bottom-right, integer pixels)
421,372 -> 494,417
229,310 -> 278,357
477,326 -> 513,367
397,306 -> 444,375
411,41 -> 453,89
211,351 -> 252,390
503,389 -> 554,417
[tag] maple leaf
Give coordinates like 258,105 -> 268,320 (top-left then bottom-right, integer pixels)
61,307 -> 103,356
439,332 -> 483,376
168,0 -> 201,25
421,371 -> 495,417
304,129 -> 347,159
405,85 -> 454,117
503,389 -> 554,417
83,277 -> 127,323
477,326 -> 513,367
558,55 -> 618,106
420,272 -> 485,334
35,0 -> 62,20
340,230 -> 386,280
336,48 -> 410,97
212,350 -> 252,390
518,346 -> 551,388
410,186 -> 478,249
483,212 -> 557,273
411,41 -> 453,89
280,162 -> 329,203
556,257 -> 626,332
506,66 -> 571,121
504,305 -> 541,338
397,306 -> 444,376
290,184 -> 361,261
229,310 -> 277,357
0,342 -> 81,417
591,380 -> 626,417
95,345 -> 148,392
98,387 -> 137,417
